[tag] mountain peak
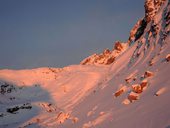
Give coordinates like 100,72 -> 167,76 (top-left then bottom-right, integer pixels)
81,0 -> 168,66
0,0 -> 170,128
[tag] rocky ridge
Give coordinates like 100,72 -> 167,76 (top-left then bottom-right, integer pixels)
81,0 -> 167,65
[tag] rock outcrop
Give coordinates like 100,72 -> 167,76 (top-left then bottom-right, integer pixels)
145,0 -> 166,22
81,41 -> 127,65
128,0 -> 166,45
81,0 -> 167,65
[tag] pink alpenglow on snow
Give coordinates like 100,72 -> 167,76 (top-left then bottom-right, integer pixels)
0,0 -> 170,128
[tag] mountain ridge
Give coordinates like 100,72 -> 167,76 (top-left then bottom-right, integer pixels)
81,0 -> 168,66
0,0 -> 170,128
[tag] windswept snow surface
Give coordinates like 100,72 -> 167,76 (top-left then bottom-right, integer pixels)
0,0 -> 170,128
0,65 -> 110,128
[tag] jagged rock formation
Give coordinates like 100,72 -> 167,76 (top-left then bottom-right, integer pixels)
128,18 -> 147,43
0,0 -> 170,128
81,0 -> 167,65
81,41 -> 128,65
128,0 -> 167,44
145,0 -> 166,22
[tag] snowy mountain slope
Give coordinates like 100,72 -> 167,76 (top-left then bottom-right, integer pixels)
60,1 -> 170,127
0,65 -> 109,128
0,0 -> 170,128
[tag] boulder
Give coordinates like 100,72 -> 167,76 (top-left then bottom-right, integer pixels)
140,79 -> 148,90
128,92 -> 140,102
166,54 -> 170,62
132,84 -> 143,93
122,99 -> 131,105
144,71 -> 154,78
114,86 -> 127,97
155,87 -> 166,96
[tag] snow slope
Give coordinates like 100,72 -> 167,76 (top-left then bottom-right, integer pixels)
0,0 -> 170,128
0,65 -> 109,127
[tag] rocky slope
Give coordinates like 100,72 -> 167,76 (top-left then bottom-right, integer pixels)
82,0 -> 168,65
81,41 -> 128,65
0,0 -> 170,128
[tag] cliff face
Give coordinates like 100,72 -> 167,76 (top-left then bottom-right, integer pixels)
145,0 -> 166,22
0,0 -> 170,128
81,0 -> 167,65
128,0 -> 166,44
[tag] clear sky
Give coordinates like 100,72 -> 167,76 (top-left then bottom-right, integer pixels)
0,0 -> 144,69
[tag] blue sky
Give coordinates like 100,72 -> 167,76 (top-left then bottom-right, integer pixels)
0,0 -> 144,69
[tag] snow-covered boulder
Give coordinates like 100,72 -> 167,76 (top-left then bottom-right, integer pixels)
144,71 -> 154,78
155,87 -> 166,96
56,112 -> 70,124
128,92 -> 140,102
114,86 -> 127,97
131,84 -> 143,94
166,54 -> 170,62
140,79 -> 149,90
